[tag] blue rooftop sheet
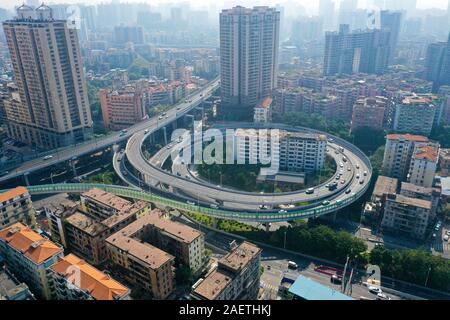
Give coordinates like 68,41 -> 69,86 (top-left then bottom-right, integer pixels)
288,275 -> 354,300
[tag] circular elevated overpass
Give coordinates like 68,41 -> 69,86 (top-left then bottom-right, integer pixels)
123,122 -> 372,221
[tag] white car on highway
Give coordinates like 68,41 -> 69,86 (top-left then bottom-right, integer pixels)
43,155 -> 53,160
368,286 -> 382,294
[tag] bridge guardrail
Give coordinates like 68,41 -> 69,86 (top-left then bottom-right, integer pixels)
1,181 -> 370,222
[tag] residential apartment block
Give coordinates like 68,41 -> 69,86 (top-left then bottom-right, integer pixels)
2,5 -> 92,149
191,241 -> 261,300
0,268 -> 35,300
44,200 -> 78,248
382,133 -> 429,181
99,86 -> 145,131
220,6 -> 280,111
234,129 -> 326,173
393,94 -> 439,136
351,97 -> 389,133
47,254 -> 130,300
0,187 -> 36,229
0,223 -> 64,299
134,210 -> 205,274
254,97 -> 272,123
64,189 -> 150,265
323,24 -> 391,76
106,218 -> 175,299
407,143 -> 440,188
381,194 -> 432,239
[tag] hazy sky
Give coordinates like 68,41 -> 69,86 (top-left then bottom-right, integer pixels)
1,0 -> 449,11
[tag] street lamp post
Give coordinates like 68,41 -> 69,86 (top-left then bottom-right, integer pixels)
425,267 -> 431,287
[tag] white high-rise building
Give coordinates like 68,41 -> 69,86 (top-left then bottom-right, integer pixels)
2,5 -> 92,149
219,6 -> 280,114
382,133 -> 429,181
407,143 -> 440,188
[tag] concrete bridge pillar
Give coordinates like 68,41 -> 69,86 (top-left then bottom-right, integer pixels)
23,172 -> 30,186
212,217 -> 218,229
185,114 -> 194,128
70,158 -> 77,177
162,126 -> 168,145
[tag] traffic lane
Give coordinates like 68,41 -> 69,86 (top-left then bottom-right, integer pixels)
0,79 -> 220,181
127,136 -> 365,207
261,256 -> 401,300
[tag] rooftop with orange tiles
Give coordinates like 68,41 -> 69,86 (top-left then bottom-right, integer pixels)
402,94 -> 439,105
386,133 -> 429,143
0,186 -> 29,204
256,97 -> 273,109
0,223 -> 63,265
50,254 -> 129,300
413,144 -> 439,162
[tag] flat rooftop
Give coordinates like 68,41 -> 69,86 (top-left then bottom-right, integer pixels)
373,176 -> 398,199
81,188 -> 131,211
400,182 -> 432,196
388,194 -> 432,210
192,269 -> 232,300
124,209 -> 202,244
289,276 -> 354,300
65,211 -> 108,237
386,133 -> 429,143
219,241 -> 261,273
106,232 -> 174,270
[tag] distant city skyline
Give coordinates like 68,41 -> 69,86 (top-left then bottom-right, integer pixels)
0,0 -> 449,12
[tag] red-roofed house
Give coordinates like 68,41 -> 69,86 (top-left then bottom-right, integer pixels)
0,223 -> 63,299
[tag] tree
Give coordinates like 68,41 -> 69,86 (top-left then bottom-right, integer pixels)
352,126 -> 386,154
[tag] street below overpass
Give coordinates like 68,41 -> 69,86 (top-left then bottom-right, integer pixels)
0,77 -> 220,184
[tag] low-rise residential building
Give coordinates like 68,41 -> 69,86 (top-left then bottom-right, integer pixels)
106,220 -> 175,299
351,96 -> 389,133
254,97 -> 272,123
47,254 -> 130,300
0,223 -> 64,299
134,210 -> 205,274
381,194 -> 433,239
64,211 -> 109,266
382,133 -> 429,181
64,189 -> 151,265
407,143 -> 440,188
371,176 -> 399,203
439,148 -> 450,176
99,86 -> 145,131
364,176 -> 399,222
400,182 -> 440,216
0,268 -> 35,300
44,200 -> 78,247
191,241 -> 261,300
0,187 -> 36,229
